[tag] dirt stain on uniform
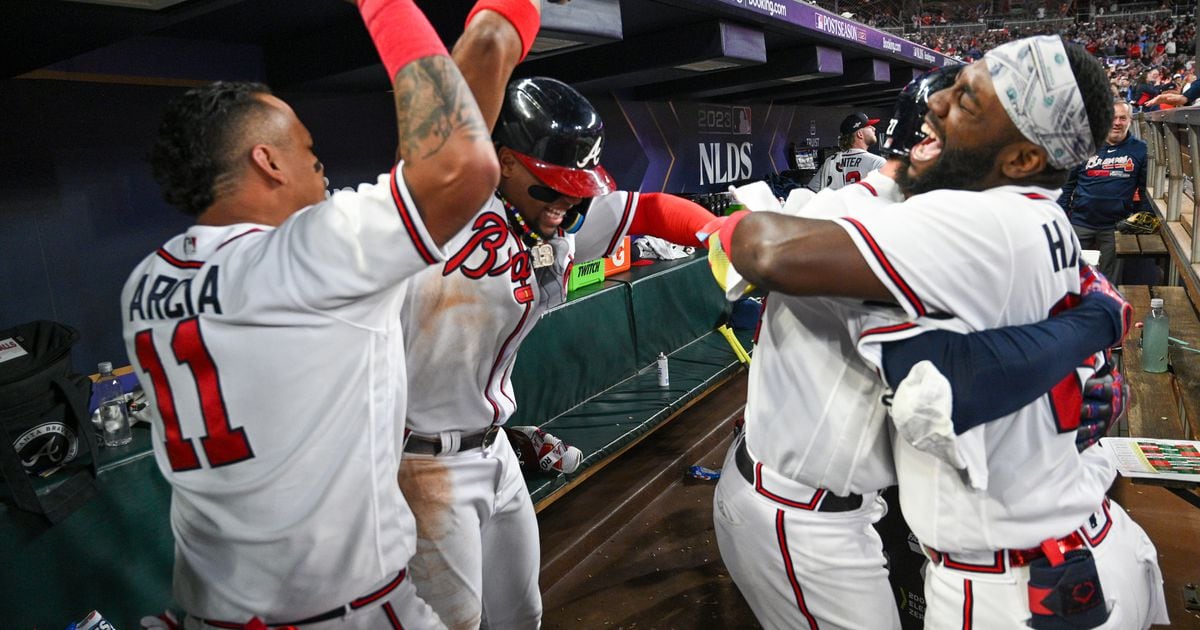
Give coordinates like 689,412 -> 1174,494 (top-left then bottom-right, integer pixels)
398,457 -> 482,630
416,272 -> 487,337
398,456 -> 453,541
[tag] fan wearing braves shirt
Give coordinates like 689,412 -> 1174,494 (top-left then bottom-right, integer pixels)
119,0 -> 527,626
812,113 -> 886,191
396,73 -> 717,628
1058,100 -> 1150,280
707,37 -> 1166,629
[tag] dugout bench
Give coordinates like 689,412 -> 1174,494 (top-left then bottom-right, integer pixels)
1113,285 -> 1200,627
0,252 -> 750,628
1115,231 -> 1171,286
1115,232 -> 1170,266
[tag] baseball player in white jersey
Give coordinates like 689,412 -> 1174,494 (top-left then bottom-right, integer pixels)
397,74 -> 718,629
708,37 -> 1166,629
812,113 -> 887,191
120,1 -> 514,626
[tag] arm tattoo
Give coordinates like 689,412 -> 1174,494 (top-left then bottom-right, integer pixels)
393,55 -> 490,161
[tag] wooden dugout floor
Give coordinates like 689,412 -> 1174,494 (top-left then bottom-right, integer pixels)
535,372 -> 1200,629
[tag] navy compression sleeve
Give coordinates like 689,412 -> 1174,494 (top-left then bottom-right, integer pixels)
880,300 -> 1117,434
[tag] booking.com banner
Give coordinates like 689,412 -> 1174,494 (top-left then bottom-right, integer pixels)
709,0 -> 957,68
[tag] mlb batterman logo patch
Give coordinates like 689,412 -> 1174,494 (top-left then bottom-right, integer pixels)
16,421 -> 80,474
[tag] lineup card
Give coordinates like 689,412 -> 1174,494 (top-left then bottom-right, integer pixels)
1099,437 -> 1200,483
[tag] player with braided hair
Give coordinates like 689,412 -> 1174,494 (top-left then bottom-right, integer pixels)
394,5 -> 719,628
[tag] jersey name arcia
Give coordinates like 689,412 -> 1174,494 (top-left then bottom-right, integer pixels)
127,265 -> 222,322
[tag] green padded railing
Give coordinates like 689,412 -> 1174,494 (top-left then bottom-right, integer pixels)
506,252 -> 753,505
523,329 -> 752,506
1,428 -> 175,628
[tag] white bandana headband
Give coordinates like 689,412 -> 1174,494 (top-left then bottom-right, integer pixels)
984,36 -> 1093,170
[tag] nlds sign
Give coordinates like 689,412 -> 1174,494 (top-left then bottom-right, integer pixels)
699,142 -> 753,185
695,105 -> 753,185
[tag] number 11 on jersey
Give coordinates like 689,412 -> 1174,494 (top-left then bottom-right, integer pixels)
135,318 -> 254,471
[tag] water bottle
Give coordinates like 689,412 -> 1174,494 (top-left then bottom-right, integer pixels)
95,362 -> 132,447
1141,298 -> 1169,373
657,352 -> 670,387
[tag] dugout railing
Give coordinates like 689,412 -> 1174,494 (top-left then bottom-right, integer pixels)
1134,108 -> 1200,295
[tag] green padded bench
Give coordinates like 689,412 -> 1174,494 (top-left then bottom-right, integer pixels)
508,252 -> 754,508
1,427 -> 175,629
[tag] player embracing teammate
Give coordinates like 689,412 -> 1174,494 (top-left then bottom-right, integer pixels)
708,36 -> 1168,630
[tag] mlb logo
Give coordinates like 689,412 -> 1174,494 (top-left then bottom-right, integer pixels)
733,107 -> 751,134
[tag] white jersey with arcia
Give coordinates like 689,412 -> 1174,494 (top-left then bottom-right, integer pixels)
401,191 -> 639,434
743,172 -> 902,496
839,185 -> 1116,552
815,148 -> 887,191
121,170 -> 440,620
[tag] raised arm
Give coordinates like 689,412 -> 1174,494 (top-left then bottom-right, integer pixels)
358,0 -> 501,246
452,0 -> 546,132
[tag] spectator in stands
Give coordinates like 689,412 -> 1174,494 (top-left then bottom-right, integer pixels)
1058,100 -> 1151,280
1146,76 -> 1200,106
1130,67 -> 1164,109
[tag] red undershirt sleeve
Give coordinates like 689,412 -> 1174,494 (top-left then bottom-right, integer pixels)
627,193 -> 714,246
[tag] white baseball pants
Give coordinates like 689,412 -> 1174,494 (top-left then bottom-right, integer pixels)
183,570 -> 447,629
399,428 -> 541,630
713,437 -> 902,630
921,498 -> 1168,630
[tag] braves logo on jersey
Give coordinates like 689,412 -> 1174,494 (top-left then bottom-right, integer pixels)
1084,154 -> 1135,178
443,212 -> 535,304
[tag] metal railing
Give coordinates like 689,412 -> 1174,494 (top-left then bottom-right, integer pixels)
1000,16 -> 1075,30
1135,108 -> 1200,290
1089,8 -> 1174,23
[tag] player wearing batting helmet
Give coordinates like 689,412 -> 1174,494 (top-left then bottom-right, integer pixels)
705,36 -> 1166,629
119,0 -> 510,626
396,66 -> 723,630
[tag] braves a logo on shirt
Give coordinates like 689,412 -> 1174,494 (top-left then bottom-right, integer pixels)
1084,154 -> 1135,178
443,212 -> 535,304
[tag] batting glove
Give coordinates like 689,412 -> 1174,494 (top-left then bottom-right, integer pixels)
1076,362 -> 1127,452
700,212 -> 755,301
1079,264 -> 1132,346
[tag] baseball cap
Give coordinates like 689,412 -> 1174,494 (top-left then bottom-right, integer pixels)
840,112 -> 880,135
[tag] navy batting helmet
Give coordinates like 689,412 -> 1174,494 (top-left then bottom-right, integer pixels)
494,77 -> 616,200
880,65 -> 963,159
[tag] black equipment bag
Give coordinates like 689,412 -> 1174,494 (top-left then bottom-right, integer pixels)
0,320 -> 100,523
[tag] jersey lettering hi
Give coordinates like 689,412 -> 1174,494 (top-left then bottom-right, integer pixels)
121,171 -> 438,620
402,192 -> 639,434
840,186 -> 1115,552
